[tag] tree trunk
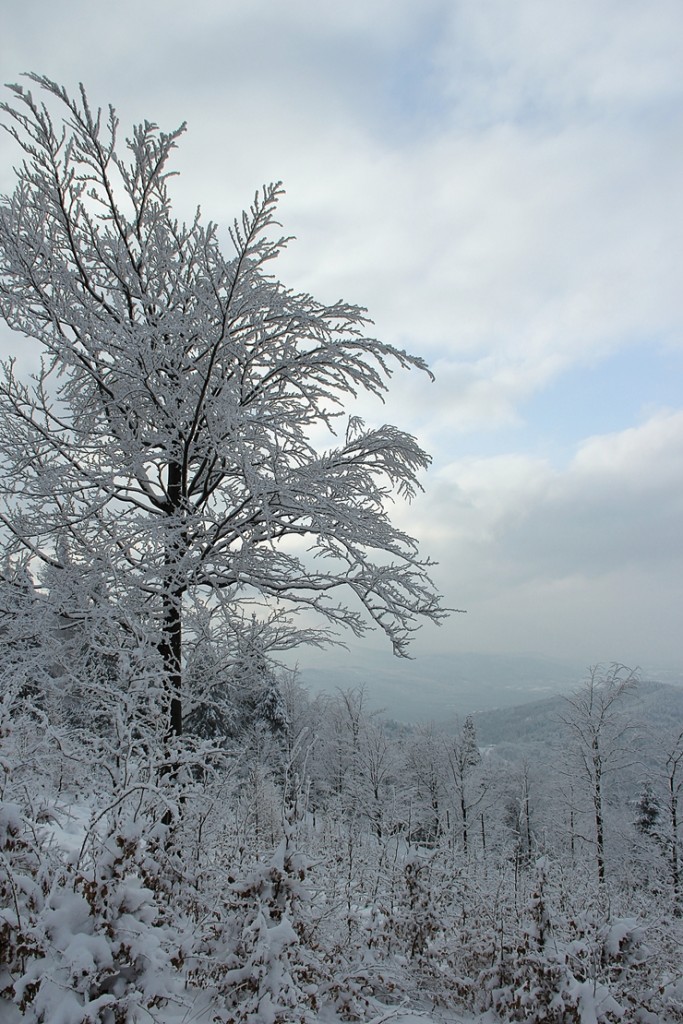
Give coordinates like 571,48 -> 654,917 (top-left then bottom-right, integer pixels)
160,458 -> 184,738
594,774 -> 605,885
670,774 -> 681,914
160,589 -> 183,737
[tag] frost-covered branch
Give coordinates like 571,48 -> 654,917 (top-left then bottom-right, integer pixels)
0,75 -> 448,737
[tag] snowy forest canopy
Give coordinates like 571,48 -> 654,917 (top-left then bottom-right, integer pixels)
0,76 -> 682,1023
2,619 -> 683,1022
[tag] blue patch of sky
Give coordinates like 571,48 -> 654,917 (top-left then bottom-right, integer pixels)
380,14 -> 453,140
518,341 -> 683,462
438,341 -> 683,467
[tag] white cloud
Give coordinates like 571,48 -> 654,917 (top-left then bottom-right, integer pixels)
399,410 -> 683,664
3,3 -> 680,407
1,1 -> 681,672
436,0 -> 683,125
422,410 -> 683,572
571,411 -> 683,485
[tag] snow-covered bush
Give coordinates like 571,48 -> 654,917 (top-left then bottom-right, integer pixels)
476,858 -> 622,1023
203,826 -> 321,1024
1,778 -> 194,1022
0,799 -> 50,1015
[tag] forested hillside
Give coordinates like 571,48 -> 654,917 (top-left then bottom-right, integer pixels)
2,626 -> 683,1021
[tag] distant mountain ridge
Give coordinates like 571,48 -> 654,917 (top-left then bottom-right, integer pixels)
467,678 -> 683,767
297,648 -> 683,723
299,649 -> 584,722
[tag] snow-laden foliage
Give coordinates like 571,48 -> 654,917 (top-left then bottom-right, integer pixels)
0,74 -> 447,745
2,670 -> 683,1022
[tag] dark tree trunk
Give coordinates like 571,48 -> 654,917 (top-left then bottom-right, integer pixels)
160,589 -> 183,737
594,770 -> 605,885
670,774 -> 681,914
523,777 -> 532,865
160,458 -> 185,738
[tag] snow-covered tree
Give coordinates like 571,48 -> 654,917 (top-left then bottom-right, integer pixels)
665,730 -> 683,914
503,759 -> 536,879
404,725 -> 446,846
559,664 -> 639,887
635,782 -> 662,839
0,74 -> 446,741
443,715 -> 486,857
183,611 -> 293,746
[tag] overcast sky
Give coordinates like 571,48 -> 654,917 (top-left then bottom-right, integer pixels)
2,0 -> 682,682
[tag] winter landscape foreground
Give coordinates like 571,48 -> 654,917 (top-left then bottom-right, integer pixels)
2,656 -> 683,1023
0,75 -> 681,1021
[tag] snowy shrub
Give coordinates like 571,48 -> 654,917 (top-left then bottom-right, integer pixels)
393,853 -> 442,959
0,799 -> 50,1014
206,833 -> 321,1024
2,799 -> 196,1023
475,858 -> 625,1024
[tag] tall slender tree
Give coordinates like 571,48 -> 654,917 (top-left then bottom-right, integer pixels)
664,729 -> 683,914
560,663 -> 639,886
0,75 -> 447,737
444,715 -> 485,856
